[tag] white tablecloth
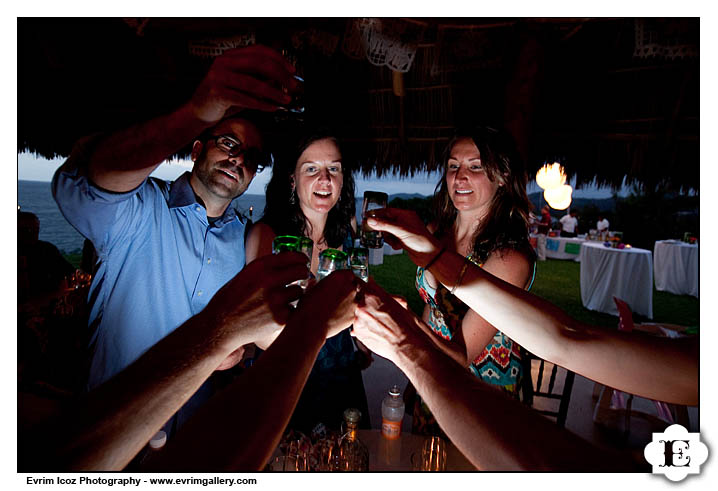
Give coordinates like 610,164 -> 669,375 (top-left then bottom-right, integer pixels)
654,240 -> 699,297
545,236 -> 585,261
579,242 -> 653,319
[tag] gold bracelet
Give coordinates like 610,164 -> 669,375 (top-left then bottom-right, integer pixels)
450,259 -> 469,296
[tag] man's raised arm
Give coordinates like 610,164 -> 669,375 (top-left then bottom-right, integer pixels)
84,45 -> 298,192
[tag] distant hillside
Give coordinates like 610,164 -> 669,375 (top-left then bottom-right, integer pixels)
388,193 -> 427,201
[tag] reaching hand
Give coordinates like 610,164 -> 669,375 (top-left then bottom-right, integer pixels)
351,279 -> 428,366
188,45 -> 300,124
201,252 -> 308,362
293,270 -> 363,339
365,208 -> 442,268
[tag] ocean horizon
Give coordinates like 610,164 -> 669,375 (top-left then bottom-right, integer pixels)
17,180 -> 378,254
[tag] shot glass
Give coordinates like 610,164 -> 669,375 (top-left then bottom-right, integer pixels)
348,247 -> 369,282
360,191 -> 388,249
272,235 -> 301,254
317,249 -> 348,281
276,48 -> 305,119
268,454 -> 307,472
297,236 -> 314,288
272,235 -> 312,292
411,436 -> 447,471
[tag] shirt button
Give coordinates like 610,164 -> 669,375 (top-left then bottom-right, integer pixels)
195,206 -> 201,212
207,258 -> 212,264
197,291 -> 203,296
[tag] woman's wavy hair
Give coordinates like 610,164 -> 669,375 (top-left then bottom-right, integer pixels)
261,127 -> 356,248
433,126 -> 535,264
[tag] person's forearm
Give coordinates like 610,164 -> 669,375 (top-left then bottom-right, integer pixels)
88,102 -> 211,192
414,315 -> 469,366
392,329 -> 636,471
429,252 -> 698,405
146,312 -> 329,471
55,310 -> 236,471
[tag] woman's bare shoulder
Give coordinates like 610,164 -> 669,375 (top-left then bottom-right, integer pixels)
483,248 -> 532,287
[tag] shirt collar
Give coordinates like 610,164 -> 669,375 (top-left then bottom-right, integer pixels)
169,171 -> 247,225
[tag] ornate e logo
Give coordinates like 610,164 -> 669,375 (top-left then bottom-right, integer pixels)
644,424 -> 708,482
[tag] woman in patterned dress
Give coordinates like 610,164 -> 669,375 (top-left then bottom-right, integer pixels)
410,126 -> 536,435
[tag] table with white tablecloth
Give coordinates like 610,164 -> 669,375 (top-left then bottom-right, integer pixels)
653,240 -> 699,297
579,242 -> 653,318
546,236 -> 585,261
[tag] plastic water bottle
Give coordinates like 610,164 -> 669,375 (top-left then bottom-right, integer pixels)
381,385 -> 405,440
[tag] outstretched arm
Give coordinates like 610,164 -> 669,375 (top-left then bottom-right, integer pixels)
81,45 -> 297,192
352,281 -> 639,471
367,208 -> 698,405
44,253 -> 309,471
146,270 -> 361,471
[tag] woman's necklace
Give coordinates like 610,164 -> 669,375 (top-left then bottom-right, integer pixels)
314,236 -> 328,253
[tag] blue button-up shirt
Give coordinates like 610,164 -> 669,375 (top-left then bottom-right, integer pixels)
53,162 -> 248,389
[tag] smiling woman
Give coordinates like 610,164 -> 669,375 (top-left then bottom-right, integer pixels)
244,126 -> 371,433
251,127 -> 357,269
408,126 -> 537,436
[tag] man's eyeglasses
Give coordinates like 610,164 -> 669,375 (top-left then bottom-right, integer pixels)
210,134 -> 267,173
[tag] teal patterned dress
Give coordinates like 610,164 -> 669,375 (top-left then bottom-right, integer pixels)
412,255 -> 534,435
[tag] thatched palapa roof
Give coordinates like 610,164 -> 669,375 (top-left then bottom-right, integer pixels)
18,17 -> 699,191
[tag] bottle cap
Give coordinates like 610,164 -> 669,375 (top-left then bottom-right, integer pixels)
149,430 -> 167,449
389,385 -> 401,396
343,408 -> 362,424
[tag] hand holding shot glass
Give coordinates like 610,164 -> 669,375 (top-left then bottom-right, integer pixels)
277,48 -> 305,118
272,235 -> 313,288
360,191 -> 388,249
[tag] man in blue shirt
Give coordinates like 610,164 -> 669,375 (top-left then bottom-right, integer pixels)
52,45 -> 300,398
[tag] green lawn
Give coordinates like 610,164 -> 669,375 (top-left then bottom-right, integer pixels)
370,253 -> 700,329
63,250 -> 699,330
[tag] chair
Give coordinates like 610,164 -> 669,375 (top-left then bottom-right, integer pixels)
591,297 -> 690,433
520,348 -> 576,428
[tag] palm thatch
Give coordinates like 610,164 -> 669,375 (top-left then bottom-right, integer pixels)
18,17 -> 699,192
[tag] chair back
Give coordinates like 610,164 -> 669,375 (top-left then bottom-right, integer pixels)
613,296 -> 635,332
520,349 -> 575,428
607,296 -> 678,426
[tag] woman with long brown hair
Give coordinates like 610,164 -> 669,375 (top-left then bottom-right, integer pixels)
245,126 -> 370,433
411,126 -> 536,435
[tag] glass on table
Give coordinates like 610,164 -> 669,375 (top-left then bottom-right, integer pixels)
360,191 -> 388,249
348,247 -> 369,282
417,436 -> 447,471
268,454 -> 307,472
317,249 -> 349,281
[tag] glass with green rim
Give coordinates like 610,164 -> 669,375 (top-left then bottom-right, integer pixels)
273,235 -> 314,289
317,248 -> 348,281
272,235 -> 301,254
